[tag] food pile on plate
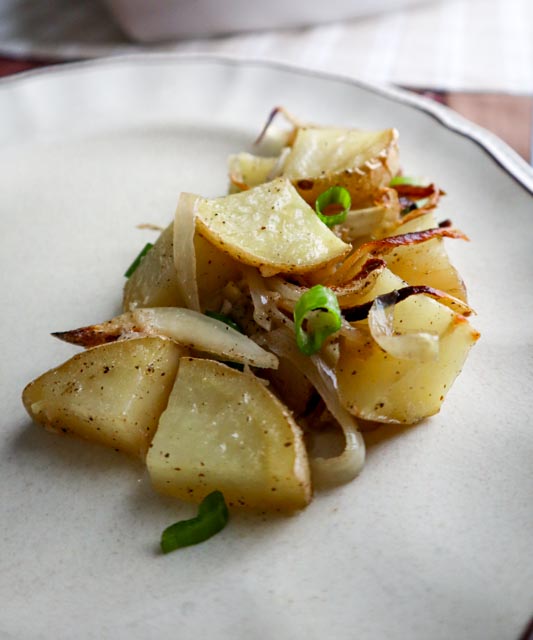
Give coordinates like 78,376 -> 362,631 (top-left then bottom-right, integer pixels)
23,109 -> 479,520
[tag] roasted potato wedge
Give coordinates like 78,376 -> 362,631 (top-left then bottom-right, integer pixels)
282,128 -> 399,209
337,269 -> 479,423
384,211 -> 467,301
124,224 -> 181,310
124,223 -> 241,312
147,357 -> 311,511
227,127 -> 400,209
228,152 -> 278,192
283,127 -> 400,208
22,337 -> 183,457
195,178 -> 350,276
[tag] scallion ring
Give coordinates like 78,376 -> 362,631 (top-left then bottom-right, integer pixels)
390,176 -> 418,186
160,490 -> 229,554
293,285 -> 342,355
315,186 -> 351,227
124,242 -> 153,278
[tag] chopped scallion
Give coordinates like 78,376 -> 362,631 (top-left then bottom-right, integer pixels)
315,186 -> 351,227
390,176 -> 418,186
124,243 -> 153,278
160,490 -> 229,554
293,285 -> 341,355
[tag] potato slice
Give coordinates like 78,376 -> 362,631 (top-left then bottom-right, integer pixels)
337,269 -> 479,423
194,234 -> 242,309
226,128 -> 400,208
124,224 -> 180,309
123,223 -> 241,312
282,127 -> 400,208
228,152 -> 278,192
147,358 -> 311,511
384,211 -> 468,301
195,178 -> 350,276
22,337 -> 182,457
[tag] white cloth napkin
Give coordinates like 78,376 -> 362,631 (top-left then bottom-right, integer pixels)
0,0 -> 532,93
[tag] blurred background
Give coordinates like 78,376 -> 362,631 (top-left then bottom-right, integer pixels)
0,0 -> 531,163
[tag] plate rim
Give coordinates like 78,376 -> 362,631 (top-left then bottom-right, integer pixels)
1,52 -> 532,196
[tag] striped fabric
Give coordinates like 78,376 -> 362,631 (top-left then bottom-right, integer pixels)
0,0 -> 532,93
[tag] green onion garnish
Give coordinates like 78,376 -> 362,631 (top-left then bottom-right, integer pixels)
160,490 -> 229,554
293,285 -> 342,355
390,176 -> 418,186
205,310 -> 243,334
315,186 -> 351,227
124,242 -> 153,278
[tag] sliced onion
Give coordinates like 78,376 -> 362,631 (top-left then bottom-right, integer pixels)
243,267 -> 285,331
267,277 -> 300,311
327,225 -> 468,286
310,421 -> 365,488
174,193 -> 200,312
340,206 -> 388,240
269,258 -> 386,312
266,146 -> 291,181
368,292 -> 438,362
334,186 -> 401,244
343,285 -> 474,321
265,326 -> 365,486
254,106 -> 301,146
392,182 -> 444,215
53,307 -> 278,370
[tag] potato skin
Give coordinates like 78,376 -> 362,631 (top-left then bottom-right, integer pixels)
293,156 -> 399,210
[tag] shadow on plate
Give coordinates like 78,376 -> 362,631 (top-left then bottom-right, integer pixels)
127,465 -> 294,558
9,418 -> 144,476
361,419 -> 424,455
11,414 -> 419,559
11,420 -> 293,555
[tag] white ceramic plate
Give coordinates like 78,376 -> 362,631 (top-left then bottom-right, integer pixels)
1,56 -> 532,640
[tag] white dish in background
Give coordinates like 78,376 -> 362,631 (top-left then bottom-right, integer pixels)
0,56 -> 532,640
105,0 -> 440,41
